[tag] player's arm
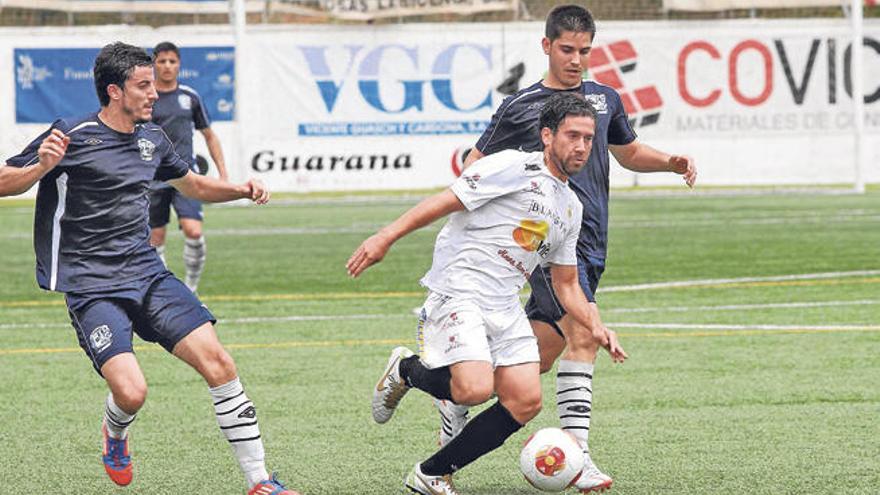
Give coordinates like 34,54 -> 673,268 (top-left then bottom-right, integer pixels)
462,147 -> 485,170
0,129 -> 69,197
610,141 -> 697,187
199,127 -> 228,182
167,170 -> 269,204
549,264 -> 627,363
347,189 -> 465,278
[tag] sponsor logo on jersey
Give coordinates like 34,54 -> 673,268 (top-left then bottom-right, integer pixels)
523,180 -> 545,197
84,137 -> 103,146
497,249 -> 530,278
178,94 -> 192,110
137,138 -> 156,161
513,219 -> 548,252
90,325 -> 113,353
524,162 -> 541,171
463,173 -> 481,190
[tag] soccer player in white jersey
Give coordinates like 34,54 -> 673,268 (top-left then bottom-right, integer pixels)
0,42 -> 298,495
347,92 -> 627,495
443,6 -> 699,491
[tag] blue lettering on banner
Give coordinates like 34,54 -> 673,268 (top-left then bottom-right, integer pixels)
298,43 -> 494,114
298,120 -> 489,136
14,46 -> 235,123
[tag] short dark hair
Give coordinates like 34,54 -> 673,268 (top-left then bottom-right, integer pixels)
545,4 -> 596,41
153,41 -> 180,60
539,91 -> 597,134
93,42 -> 153,107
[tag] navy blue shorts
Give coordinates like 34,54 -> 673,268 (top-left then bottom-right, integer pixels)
65,271 -> 216,375
524,255 -> 605,337
149,185 -> 203,228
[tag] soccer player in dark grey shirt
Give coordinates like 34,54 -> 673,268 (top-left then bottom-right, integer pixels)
0,42 -> 299,495
149,41 -> 229,292
439,5 -> 697,492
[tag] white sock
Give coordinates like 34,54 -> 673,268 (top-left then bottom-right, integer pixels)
183,236 -> 206,291
156,244 -> 167,267
210,377 -> 269,488
557,360 -> 594,453
104,393 -> 136,440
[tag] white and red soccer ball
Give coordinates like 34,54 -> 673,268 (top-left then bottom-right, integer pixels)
520,428 -> 585,492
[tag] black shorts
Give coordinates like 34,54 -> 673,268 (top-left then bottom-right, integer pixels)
524,255 -> 605,337
149,185 -> 203,228
66,271 -> 216,375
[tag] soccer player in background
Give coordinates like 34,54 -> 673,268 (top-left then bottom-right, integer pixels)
440,5 -> 699,492
0,42 -> 298,495
348,92 -> 626,495
149,41 -> 229,292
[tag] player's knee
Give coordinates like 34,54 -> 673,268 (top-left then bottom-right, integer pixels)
565,326 -> 600,353
114,381 -> 148,413
200,348 -> 237,385
183,227 -> 203,240
506,393 -> 542,423
451,377 -> 494,406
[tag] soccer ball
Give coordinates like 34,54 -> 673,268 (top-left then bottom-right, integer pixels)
520,428 -> 585,492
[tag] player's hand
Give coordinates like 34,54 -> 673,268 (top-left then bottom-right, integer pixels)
244,178 -> 270,204
604,329 -> 628,363
37,129 -> 70,171
669,155 -> 697,188
346,232 -> 393,278
590,324 -> 610,348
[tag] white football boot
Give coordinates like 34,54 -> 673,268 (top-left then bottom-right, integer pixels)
405,463 -> 460,495
372,346 -> 414,424
434,398 -> 469,447
574,452 -> 613,493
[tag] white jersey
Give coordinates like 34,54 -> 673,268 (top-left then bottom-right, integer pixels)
420,150 -> 583,310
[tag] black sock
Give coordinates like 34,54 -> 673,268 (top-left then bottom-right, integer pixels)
399,355 -> 453,401
420,401 -> 523,476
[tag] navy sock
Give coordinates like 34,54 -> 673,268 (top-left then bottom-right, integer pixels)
399,355 -> 453,401
420,401 -> 523,476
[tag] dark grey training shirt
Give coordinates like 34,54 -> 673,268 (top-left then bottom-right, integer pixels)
6,112 -> 191,293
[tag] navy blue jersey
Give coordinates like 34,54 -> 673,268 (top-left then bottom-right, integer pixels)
5,112 -> 191,293
476,81 -> 637,260
151,85 -> 209,189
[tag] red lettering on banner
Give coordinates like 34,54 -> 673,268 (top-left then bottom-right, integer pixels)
678,41 -> 721,107
729,40 -> 773,106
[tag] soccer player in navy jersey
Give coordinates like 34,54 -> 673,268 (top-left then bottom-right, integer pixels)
149,41 -> 229,292
438,5 -> 698,492
0,42 -> 298,495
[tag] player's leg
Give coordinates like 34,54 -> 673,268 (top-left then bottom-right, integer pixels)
553,257 -> 613,493
409,310 -> 541,494
172,191 -> 206,292
373,293 -> 494,424
140,273 -> 298,494
68,294 -> 143,486
148,186 -> 173,266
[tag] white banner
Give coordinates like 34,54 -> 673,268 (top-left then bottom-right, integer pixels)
313,0 -> 517,21
1,19 -> 879,194
662,0 -> 868,10
0,0 -> 265,13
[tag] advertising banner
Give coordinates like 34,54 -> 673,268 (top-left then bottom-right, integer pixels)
1,20 -> 878,194
14,46 -> 235,123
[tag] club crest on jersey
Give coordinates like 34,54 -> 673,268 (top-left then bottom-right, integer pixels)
585,94 -> 608,114
90,325 -> 113,353
137,138 -> 156,161
178,94 -> 192,110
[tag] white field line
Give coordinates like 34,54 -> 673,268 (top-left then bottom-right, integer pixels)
3,210 -> 879,239
610,322 -> 880,332
604,299 -> 880,314
3,299 -> 877,330
599,270 -> 880,293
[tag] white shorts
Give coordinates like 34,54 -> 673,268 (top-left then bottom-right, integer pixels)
416,291 -> 539,370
